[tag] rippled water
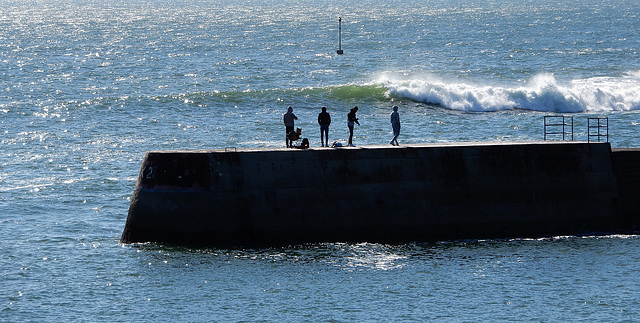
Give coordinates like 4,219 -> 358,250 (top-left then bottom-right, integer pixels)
2,0 -> 640,320
5,236 -> 640,320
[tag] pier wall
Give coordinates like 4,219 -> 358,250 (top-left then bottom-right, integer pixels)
121,142 -> 635,247
611,148 -> 640,229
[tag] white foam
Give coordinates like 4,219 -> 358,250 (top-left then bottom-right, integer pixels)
377,71 -> 640,112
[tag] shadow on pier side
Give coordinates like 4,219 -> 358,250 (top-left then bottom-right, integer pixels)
121,142 -> 639,248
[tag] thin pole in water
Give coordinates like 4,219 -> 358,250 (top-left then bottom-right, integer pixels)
337,17 -> 344,55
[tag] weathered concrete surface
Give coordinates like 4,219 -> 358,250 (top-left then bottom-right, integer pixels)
121,141 -> 635,247
611,148 -> 640,229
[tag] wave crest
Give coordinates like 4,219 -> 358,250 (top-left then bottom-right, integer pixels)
378,72 -> 640,113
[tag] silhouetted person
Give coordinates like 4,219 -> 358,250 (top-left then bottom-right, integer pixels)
318,107 -> 331,147
283,106 -> 298,148
390,105 -> 400,146
347,106 -> 360,146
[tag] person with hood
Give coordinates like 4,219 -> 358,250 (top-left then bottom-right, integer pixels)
390,105 -> 400,146
318,106 -> 331,147
283,106 -> 298,148
347,106 -> 360,147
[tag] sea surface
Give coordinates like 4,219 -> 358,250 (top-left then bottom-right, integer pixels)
2,0 -> 640,321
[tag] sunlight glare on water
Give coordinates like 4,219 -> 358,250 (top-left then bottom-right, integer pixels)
2,0 -> 640,321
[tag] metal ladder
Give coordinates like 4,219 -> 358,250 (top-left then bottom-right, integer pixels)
587,117 -> 609,142
544,116 -> 574,141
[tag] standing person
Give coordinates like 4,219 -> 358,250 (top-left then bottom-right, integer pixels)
283,106 -> 298,148
318,107 -> 331,147
347,106 -> 360,147
390,105 -> 400,146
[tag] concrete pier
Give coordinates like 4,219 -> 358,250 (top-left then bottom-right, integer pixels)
121,142 -> 639,247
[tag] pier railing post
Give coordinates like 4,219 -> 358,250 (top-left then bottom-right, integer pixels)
544,115 -> 573,141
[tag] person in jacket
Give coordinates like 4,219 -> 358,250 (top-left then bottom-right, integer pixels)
283,106 -> 298,148
347,106 -> 360,147
390,105 -> 400,146
318,107 -> 331,147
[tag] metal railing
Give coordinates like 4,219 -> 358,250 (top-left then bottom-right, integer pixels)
587,117 -> 609,142
544,116 -> 574,141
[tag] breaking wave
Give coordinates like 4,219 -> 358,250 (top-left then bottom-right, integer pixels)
17,73 -> 637,115
377,72 -> 640,113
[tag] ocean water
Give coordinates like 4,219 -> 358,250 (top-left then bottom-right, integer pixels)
2,0 -> 640,320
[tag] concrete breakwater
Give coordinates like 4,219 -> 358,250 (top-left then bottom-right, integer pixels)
121,142 -> 639,247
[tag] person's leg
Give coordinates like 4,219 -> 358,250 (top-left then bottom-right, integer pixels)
391,126 -> 398,145
325,126 -> 329,146
286,126 -> 293,148
348,126 -> 354,145
392,125 -> 400,145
